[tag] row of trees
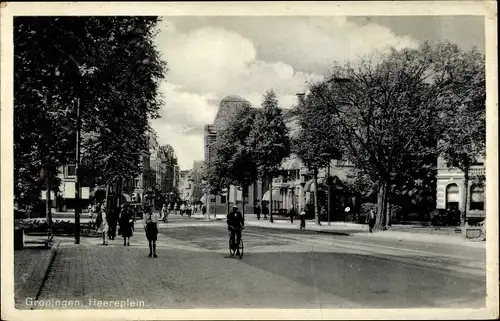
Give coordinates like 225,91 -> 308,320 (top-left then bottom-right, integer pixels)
204,90 -> 291,222
204,41 -> 485,231
14,17 -> 168,214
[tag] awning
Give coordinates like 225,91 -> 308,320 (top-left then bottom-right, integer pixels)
90,186 -> 106,197
122,193 -> 132,202
262,189 -> 282,201
303,178 -> 327,192
304,180 -> 314,192
281,156 -> 302,170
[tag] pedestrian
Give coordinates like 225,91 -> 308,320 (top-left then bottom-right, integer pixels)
262,204 -> 269,220
161,203 -> 168,224
319,206 -> 327,226
144,206 -> 160,258
180,203 -> 185,216
289,207 -> 296,224
107,207 -> 119,240
96,203 -> 109,245
299,208 -> 306,230
255,203 -> 261,220
119,203 -> 134,246
201,204 -> 207,216
367,208 -> 376,233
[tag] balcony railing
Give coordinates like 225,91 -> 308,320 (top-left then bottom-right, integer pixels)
469,167 -> 485,176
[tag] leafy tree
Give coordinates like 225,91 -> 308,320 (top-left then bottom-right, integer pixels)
293,90 -> 341,225
204,102 -> 258,216
14,17 -> 167,215
309,46 -> 444,231
247,90 -> 291,223
428,42 -> 485,226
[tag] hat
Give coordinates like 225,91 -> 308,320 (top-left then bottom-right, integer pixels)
232,205 -> 238,209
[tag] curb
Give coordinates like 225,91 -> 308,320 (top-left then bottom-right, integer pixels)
15,240 -> 60,309
34,240 -> 60,302
247,222 -> 356,236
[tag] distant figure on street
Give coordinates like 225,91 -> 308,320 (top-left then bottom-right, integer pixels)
144,206 -> 160,258
107,207 -> 119,240
367,208 -> 376,233
262,204 -> 269,220
320,206 -> 327,226
180,203 -> 186,216
299,208 -> 306,230
161,203 -> 168,224
227,205 -> 245,256
201,204 -> 207,216
119,203 -> 134,246
289,207 -> 297,224
97,204 -> 109,245
255,204 -> 261,220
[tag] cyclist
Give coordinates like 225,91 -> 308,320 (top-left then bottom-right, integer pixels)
227,205 -> 244,255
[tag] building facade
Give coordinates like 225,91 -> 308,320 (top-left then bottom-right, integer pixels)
203,96 -> 260,215
436,156 -> 485,222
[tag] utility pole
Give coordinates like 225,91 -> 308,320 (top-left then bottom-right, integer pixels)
327,163 -> 331,226
74,98 -> 81,244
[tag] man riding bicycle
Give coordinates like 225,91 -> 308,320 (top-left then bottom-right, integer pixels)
227,205 -> 244,255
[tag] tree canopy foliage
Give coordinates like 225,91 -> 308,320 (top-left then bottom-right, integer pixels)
297,41 -> 484,230
14,16 -> 167,208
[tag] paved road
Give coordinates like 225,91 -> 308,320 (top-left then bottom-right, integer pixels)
31,215 -> 485,309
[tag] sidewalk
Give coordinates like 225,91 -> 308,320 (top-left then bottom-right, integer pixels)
244,216 -> 486,248
14,241 -> 60,308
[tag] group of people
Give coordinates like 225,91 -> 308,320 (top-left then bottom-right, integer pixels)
160,202 -> 207,217
254,203 -> 307,229
89,202 -> 161,258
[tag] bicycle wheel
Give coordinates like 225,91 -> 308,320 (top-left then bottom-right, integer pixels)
229,238 -> 236,256
238,239 -> 244,258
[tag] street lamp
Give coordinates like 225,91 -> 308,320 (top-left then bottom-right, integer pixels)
74,98 -> 82,244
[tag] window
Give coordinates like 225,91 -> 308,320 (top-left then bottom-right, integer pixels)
446,183 -> 460,210
221,195 -> 227,204
135,179 -> 140,188
67,165 -> 76,177
470,184 -> 485,210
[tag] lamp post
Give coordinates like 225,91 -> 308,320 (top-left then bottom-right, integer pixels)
74,98 -> 82,244
327,164 -> 332,226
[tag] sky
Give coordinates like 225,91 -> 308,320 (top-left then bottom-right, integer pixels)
151,16 -> 485,170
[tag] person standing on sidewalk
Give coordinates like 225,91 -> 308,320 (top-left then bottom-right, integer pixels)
161,203 -> 168,224
255,203 -> 261,220
144,206 -> 160,258
262,204 -> 269,220
119,203 -> 134,246
97,204 -> 109,245
299,208 -> 306,230
289,207 -> 296,224
107,207 -> 119,240
367,208 -> 376,233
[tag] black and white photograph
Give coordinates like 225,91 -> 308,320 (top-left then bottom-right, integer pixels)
1,2 -> 498,320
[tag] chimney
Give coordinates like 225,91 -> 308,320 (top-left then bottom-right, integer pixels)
296,93 -> 305,106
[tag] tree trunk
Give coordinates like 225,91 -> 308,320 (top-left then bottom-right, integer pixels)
241,185 -> 246,218
105,183 -> 111,212
46,168 -> 52,226
385,186 -> 391,229
374,181 -> 388,231
462,170 -> 469,227
226,185 -> 230,216
269,175 -> 274,223
313,169 -> 320,225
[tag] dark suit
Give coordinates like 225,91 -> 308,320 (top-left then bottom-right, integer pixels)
227,211 -> 244,247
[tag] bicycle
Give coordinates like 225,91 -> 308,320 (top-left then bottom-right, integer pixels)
228,227 -> 244,258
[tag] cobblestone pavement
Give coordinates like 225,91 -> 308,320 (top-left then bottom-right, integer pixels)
28,216 -> 486,309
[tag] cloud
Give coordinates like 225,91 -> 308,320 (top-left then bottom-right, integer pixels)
152,17 -> 420,169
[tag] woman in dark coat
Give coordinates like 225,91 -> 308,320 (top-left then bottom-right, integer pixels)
119,203 -> 134,246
